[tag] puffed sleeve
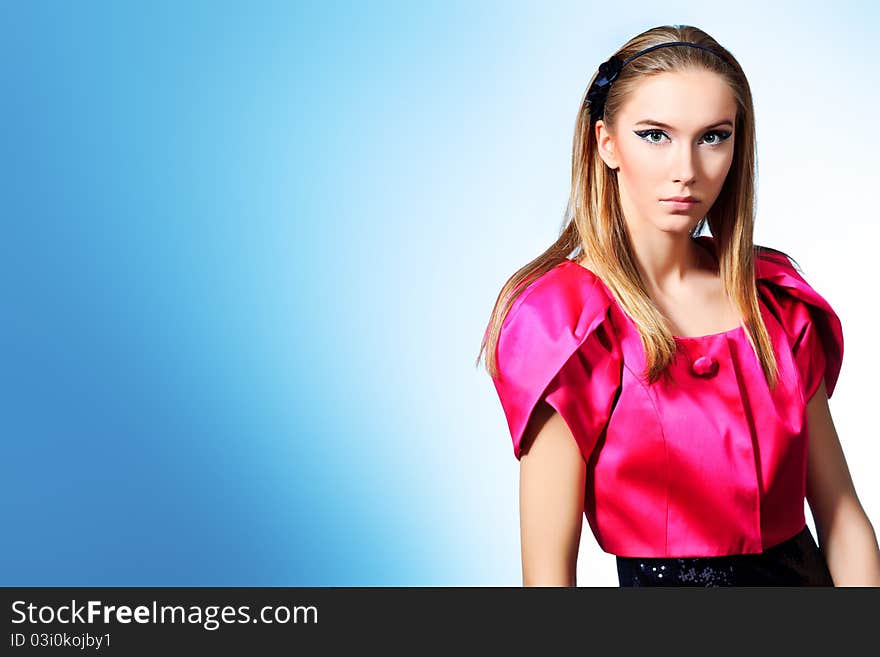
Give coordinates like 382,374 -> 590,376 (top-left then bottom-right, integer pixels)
755,251 -> 844,401
490,264 -> 623,462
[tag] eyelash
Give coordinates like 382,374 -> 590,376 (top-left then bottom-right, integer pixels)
633,129 -> 733,147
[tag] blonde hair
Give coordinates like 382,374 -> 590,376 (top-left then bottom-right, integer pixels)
477,24 -> 783,389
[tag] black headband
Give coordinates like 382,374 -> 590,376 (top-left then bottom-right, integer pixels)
586,41 -> 731,123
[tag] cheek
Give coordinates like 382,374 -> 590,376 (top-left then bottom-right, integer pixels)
707,151 -> 735,185
618,147 -> 662,188
624,162 -> 665,209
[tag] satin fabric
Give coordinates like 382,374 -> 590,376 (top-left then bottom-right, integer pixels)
491,236 -> 843,558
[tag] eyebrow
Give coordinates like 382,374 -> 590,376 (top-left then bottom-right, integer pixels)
634,119 -> 734,130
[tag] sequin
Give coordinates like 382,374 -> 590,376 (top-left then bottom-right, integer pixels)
616,525 -> 834,586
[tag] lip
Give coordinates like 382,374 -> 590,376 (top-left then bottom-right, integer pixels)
659,197 -> 699,213
660,195 -> 698,202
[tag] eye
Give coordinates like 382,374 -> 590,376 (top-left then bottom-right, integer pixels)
635,129 -> 668,145
701,130 -> 733,146
633,129 -> 733,147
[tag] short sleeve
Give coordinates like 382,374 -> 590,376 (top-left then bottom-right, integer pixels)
756,251 -> 844,402
490,264 -> 623,462
796,317 -> 831,402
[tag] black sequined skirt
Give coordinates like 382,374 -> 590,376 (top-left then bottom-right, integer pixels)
616,525 -> 834,586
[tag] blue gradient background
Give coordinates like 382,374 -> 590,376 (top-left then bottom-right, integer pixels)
2,2 -> 876,586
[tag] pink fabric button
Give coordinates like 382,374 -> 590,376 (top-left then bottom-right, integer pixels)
691,355 -> 719,378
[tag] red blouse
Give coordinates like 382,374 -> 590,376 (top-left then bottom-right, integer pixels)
490,236 -> 843,558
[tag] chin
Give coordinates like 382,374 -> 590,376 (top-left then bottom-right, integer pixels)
652,214 -> 697,234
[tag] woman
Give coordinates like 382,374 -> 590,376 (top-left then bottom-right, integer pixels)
478,24 -> 880,586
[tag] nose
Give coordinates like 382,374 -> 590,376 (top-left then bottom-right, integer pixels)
672,143 -> 698,184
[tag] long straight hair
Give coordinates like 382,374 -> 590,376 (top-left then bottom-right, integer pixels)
478,24 -> 784,389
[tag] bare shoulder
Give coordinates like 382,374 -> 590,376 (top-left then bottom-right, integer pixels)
575,256 -> 597,272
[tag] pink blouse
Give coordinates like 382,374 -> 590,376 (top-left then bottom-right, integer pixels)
490,236 -> 843,558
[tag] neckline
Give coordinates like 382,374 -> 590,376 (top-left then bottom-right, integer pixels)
564,238 -> 746,342
671,323 -> 745,342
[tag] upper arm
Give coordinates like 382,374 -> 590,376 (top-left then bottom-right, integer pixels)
518,401 -> 585,587
805,378 -> 861,542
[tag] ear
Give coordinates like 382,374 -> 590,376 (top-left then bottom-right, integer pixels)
594,119 -> 620,171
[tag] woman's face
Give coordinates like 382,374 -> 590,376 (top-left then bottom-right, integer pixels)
596,69 -> 737,236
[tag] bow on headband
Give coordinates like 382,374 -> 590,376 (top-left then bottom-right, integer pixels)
585,55 -> 623,122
